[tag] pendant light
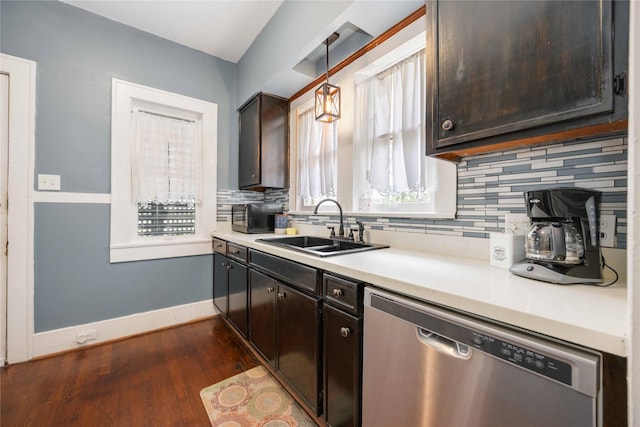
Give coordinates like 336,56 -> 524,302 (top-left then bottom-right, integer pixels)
315,32 -> 340,123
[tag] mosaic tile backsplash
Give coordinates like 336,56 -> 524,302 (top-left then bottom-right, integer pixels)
218,137 -> 628,249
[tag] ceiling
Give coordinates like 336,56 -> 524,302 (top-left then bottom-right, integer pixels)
61,0 -> 285,63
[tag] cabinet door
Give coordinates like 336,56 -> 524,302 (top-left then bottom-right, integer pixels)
324,305 -> 361,427
428,0 -> 614,149
277,284 -> 322,415
227,259 -> 248,337
249,270 -> 277,366
213,253 -> 228,316
239,97 -> 260,188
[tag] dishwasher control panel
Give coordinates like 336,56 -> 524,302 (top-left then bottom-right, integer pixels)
471,332 -> 572,385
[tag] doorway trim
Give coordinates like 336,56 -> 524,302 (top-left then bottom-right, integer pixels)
1,53 -> 36,363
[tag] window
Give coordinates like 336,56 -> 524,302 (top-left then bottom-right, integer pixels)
294,104 -> 338,211
132,110 -> 200,237
353,45 -> 456,216
289,30 -> 456,218
110,79 -> 217,262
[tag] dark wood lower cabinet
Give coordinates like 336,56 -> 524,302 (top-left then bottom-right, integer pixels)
603,352 -> 627,427
213,253 -> 228,315
277,284 -> 322,415
213,241 -> 249,338
249,269 -> 277,366
324,305 -> 362,427
227,259 -> 248,337
249,267 -> 322,416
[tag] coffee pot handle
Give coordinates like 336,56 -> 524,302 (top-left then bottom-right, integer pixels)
551,223 -> 567,261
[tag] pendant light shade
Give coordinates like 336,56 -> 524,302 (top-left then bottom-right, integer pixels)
315,33 -> 340,123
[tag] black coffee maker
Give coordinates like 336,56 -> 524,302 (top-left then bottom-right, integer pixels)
509,188 -> 603,284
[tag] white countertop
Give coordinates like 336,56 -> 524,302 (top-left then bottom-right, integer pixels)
212,230 -> 628,357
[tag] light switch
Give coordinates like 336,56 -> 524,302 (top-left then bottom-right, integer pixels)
37,174 -> 61,191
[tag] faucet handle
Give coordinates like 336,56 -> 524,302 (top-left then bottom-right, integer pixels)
327,226 -> 336,237
349,228 -> 359,241
356,221 -> 365,243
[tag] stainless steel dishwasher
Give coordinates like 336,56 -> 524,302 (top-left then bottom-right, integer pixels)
362,287 -> 601,427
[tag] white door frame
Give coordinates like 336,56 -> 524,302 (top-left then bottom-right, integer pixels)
0,53 -> 36,363
1,72 -> 8,364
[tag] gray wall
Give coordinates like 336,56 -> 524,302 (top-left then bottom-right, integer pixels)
1,1 -> 236,331
236,0 -> 424,104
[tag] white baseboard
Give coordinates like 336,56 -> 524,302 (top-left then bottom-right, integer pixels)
32,300 -> 219,359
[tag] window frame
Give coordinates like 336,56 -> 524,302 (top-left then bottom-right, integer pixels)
110,79 -> 217,263
291,99 -> 339,212
288,28 -> 456,219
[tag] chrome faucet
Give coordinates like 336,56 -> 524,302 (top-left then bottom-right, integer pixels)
313,199 -> 344,238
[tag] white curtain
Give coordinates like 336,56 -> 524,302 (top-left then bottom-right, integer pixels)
354,50 -> 438,205
131,110 -> 202,207
297,108 -> 338,206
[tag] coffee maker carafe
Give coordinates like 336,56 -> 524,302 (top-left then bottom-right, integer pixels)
509,188 -> 603,284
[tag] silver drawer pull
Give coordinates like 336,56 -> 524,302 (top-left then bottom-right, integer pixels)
267,287 -> 274,293
332,288 -> 343,298
340,327 -> 351,338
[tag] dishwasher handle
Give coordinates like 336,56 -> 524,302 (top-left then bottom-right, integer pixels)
417,327 -> 472,360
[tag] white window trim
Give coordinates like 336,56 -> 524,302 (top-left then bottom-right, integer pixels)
288,21 -> 457,219
110,79 -> 217,263
290,99 -> 338,213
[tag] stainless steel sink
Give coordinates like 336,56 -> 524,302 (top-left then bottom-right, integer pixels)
256,235 -> 389,257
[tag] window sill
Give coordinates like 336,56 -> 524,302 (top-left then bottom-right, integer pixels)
110,238 -> 212,263
288,210 -> 456,219
347,211 -> 456,219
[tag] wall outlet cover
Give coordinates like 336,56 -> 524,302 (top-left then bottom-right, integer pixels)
76,329 -> 97,344
37,174 -> 61,191
599,214 -> 616,247
504,213 -> 530,235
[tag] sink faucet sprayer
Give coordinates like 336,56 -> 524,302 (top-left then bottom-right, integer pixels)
313,199 -> 344,238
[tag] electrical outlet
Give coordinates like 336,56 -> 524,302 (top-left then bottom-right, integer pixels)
599,214 -> 616,247
76,329 -> 97,344
504,213 -> 530,235
37,174 -> 61,191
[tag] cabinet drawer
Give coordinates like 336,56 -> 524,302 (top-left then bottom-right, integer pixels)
323,273 -> 364,315
212,238 -> 227,255
249,249 -> 319,294
227,243 -> 248,264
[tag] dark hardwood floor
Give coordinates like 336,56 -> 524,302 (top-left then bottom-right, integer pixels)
0,316 -> 259,426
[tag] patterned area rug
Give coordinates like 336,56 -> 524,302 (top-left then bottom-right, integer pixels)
200,365 -> 317,426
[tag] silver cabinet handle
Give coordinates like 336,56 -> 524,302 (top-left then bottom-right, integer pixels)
277,292 -> 286,299
332,288 -> 343,298
267,287 -> 274,293
441,119 -> 454,131
340,327 -> 351,338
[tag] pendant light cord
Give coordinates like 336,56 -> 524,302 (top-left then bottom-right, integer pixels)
325,39 -> 330,82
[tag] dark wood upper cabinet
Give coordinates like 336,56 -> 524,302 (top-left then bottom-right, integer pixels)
238,93 -> 289,190
426,0 -> 629,161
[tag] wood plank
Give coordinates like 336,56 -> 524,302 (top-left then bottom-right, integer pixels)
0,316 -> 259,426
